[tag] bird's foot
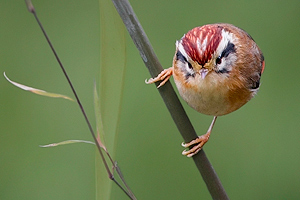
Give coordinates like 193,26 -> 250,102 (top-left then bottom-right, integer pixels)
181,133 -> 210,157
145,67 -> 173,88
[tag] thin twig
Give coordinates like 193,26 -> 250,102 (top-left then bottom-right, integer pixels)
111,0 -> 229,199
24,1 -> 135,199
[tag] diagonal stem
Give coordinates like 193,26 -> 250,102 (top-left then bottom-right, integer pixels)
25,0 -> 111,180
24,1 -> 136,199
111,0 -> 229,199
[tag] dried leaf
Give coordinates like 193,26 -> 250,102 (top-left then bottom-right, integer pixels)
4,72 -> 74,101
39,140 -> 95,147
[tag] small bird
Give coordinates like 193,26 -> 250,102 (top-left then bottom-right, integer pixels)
146,23 -> 265,157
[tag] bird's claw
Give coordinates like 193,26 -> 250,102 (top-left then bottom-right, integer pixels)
145,67 -> 173,88
181,134 -> 210,157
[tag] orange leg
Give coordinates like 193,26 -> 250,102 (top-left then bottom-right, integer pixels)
145,67 -> 173,88
182,116 -> 218,157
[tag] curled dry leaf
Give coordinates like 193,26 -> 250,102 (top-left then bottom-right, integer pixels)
39,140 -> 95,147
4,72 -> 74,101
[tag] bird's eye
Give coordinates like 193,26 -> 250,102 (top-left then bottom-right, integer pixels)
187,62 -> 193,69
216,56 -> 222,65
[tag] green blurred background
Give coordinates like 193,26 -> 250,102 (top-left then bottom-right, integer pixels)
1,0 -> 299,199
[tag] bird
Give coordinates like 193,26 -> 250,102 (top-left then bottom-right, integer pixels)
146,23 -> 265,157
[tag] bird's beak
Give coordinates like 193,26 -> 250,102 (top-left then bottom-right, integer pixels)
194,65 -> 209,79
194,61 -> 213,79
199,62 -> 214,79
199,68 -> 208,79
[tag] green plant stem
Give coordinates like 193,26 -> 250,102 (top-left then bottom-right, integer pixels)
111,0 -> 229,199
24,1 -> 135,199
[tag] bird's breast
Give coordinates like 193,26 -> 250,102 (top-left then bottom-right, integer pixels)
173,72 -> 253,116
